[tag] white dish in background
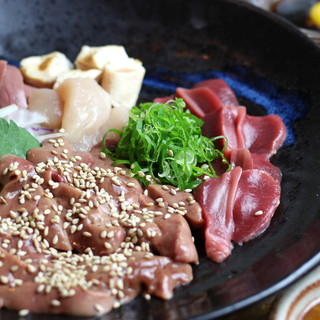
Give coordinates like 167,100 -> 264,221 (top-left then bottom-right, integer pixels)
270,265 -> 320,320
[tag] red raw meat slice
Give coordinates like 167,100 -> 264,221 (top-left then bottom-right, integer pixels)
176,87 -> 223,119
0,60 -> 28,109
243,114 -> 287,158
230,148 -> 282,183
153,95 -> 174,103
203,106 -> 246,156
232,169 -> 281,244
194,166 -> 242,263
202,107 -> 286,160
193,79 -> 239,106
251,153 -> 282,183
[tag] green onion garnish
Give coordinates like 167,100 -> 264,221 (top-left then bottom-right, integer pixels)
101,98 -> 230,190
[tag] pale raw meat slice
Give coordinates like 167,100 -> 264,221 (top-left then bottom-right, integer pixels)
57,77 -> 111,151
176,86 -> 223,119
100,106 -> 130,134
0,60 -> 28,109
243,114 -> 287,158
194,79 -> 239,106
232,169 -> 281,243
194,166 -> 242,263
230,148 -> 282,182
28,88 -> 62,129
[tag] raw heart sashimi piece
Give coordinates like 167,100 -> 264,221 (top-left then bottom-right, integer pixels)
176,87 -> 223,119
243,114 -> 287,159
232,169 -> 281,243
194,167 -> 242,263
230,148 -> 282,183
193,79 -> 239,106
194,166 -> 280,262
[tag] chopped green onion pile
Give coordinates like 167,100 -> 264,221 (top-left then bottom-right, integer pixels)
101,98 -> 230,190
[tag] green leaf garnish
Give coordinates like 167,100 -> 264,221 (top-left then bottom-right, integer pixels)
101,98 -> 230,190
0,118 -> 41,159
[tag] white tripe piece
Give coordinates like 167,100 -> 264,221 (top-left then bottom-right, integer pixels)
101,58 -> 145,108
20,51 -> 73,87
75,45 -> 129,70
75,45 -> 145,108
53,68 -> 102,89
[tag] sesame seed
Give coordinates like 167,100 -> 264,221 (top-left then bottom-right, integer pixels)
0,275 -> 9,284
10,265 -> 19,272
83,232 -> 92,238
18,309 -> 29,317
144,293 -> 151,300
95,304 -> 104,313
70,225 -> 77,234
27,264 -> 37,274
100,230 -> 107,238
254,210 -> 263,216
170,189 -> 177,195
127,182 -> 135,187
137,171 -> 145,177
107,231 -> 115,238
52,235 -> 59,245
100,152 -> 107,159
50,299 -> 61,307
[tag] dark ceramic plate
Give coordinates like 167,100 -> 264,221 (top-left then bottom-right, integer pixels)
1,0 -> 320,319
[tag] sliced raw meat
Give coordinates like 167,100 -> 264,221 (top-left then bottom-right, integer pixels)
202,106 -> 286,159
202,106 -> 247,156
243,114 -> 287,158
0,60 -> 28,109
153,95 -> 174,103
28,88 -> 62,129
230,148 -> 282,182
193,79 -> 239,106
232,169 -> 281,243
194,166 -> 242,263
176,87 -> 223,119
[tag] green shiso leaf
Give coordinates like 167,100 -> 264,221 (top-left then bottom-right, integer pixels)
101,98 -> 230,190
0,118 -> 41,159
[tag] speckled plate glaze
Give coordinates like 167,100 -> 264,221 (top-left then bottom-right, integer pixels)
1,0 -> 320,319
